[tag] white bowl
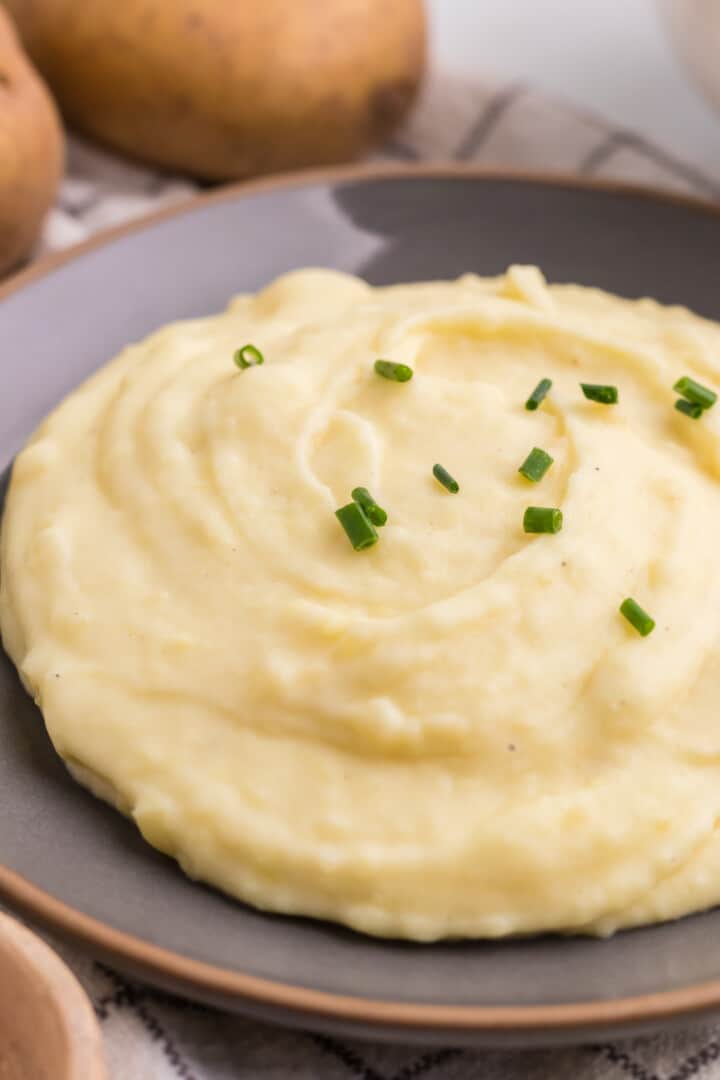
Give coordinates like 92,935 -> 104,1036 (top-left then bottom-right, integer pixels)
659,0 -> 720,117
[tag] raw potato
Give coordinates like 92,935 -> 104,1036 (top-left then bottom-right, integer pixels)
0,7 -> 62,277
3,0 -> 426,181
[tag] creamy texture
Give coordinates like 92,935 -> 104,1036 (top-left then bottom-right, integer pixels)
4,266 -> 720,940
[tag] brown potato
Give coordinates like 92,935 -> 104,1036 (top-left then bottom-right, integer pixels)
4,0 -> 426,181
0,7 -> 63,277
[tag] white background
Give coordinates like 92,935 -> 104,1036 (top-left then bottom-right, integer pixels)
428,0 -> 720,172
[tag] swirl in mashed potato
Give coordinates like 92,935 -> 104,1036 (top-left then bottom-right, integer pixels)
3,265 -> 720,940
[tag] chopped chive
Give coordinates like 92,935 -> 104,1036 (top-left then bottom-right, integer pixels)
233,344 -> 264,369
581,383 -> 618,405
674,375 -> 717,411
675,398 -> 703,420
518,447 -> 554,483
523,506 -> 563,534
335,502 -> 378,551
525,377 -> 552,411
374,359 -> 413,382
432,463 -> 459,493
351,487 -> 387,527
620,597 -> 655,637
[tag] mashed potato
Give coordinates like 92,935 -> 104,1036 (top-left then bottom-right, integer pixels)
3,266 -> 720,940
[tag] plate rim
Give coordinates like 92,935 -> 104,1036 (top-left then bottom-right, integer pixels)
4,160 -> 720,306
4,161 -> 720,1036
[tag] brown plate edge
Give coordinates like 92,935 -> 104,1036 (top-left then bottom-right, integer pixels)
3,161 -> 720,305
5,860 -> 720,1037
3,162 -> 720,1037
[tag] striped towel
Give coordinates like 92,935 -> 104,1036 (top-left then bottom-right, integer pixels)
42,68 -> 720,254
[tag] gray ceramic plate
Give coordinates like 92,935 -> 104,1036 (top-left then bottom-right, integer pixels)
2,166 -> 720,1048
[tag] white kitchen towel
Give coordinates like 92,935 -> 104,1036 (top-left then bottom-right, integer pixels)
26,66 -> 720,1080
41,67 -> 720,255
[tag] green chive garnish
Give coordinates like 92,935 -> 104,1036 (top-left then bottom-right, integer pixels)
351,487 -> 387,527
374,359 -> 413,382
234,344 -> 264,369
581,383 -> 618,405
518,447 -> 554,483
525,378 -> 552,411
675,398 -> 703,420
432,464 -> 459,493
674,375 -> 717,411
335,502 -> 378,551
523,506 -> 563,534
620,597 -> 655,637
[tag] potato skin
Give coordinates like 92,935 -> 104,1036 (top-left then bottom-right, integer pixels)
0,7 -> 63,277
4,0 -> 426,180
